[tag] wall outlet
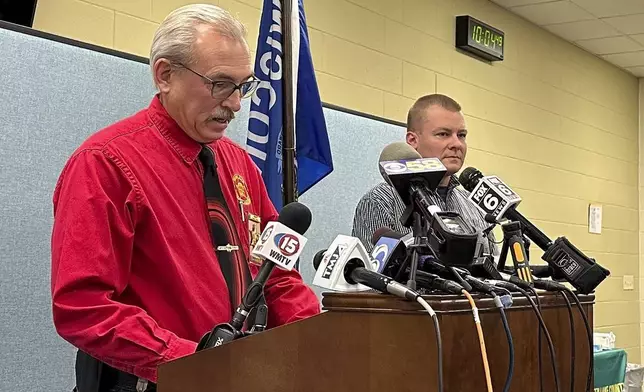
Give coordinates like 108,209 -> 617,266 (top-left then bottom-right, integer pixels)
623,275 -> 634,291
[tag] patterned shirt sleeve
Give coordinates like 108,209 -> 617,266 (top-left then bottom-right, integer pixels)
351,184 -> 408,253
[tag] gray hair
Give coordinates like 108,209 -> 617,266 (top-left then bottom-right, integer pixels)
150,4 -> 248,81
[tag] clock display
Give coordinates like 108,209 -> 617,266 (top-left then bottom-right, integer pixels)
455,16 -> 504,62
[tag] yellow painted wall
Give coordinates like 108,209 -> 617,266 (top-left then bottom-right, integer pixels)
32,0 -> 642,360
640,79 -> 644,363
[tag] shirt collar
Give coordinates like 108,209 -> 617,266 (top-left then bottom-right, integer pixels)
434,175 -> 461,192
445,175 -> 461,191
147,95 -> 202,164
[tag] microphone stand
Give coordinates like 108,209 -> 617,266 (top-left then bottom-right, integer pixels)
398,206 -> 431,290
196,303 -> 268,351
467,218 -> 503,280
197,265 -> 274,351
406,211 -> 425,290
498,221 -> 533,283
523,235 -> 531,261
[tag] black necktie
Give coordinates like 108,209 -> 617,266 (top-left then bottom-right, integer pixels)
199,146 -> 252,316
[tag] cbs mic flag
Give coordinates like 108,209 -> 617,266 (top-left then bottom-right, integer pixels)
245,0 -> 333,210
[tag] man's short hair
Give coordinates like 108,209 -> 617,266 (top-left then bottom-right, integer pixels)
406,94 -> 462,132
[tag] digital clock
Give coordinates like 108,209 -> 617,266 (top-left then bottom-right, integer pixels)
455,15 -> 504,62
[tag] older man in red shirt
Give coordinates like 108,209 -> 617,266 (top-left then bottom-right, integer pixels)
50,4 -> 320,391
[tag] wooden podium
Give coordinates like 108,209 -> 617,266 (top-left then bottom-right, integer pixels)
157,292 -> 593,391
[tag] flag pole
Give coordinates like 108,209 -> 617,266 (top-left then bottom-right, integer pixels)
281,0 -> 297,207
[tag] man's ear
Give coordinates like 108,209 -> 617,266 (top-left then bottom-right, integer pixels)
153,59 -> 173,93
406,131 -> 419,149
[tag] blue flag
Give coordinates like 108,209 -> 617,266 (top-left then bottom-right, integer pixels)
245,0 -> 333,210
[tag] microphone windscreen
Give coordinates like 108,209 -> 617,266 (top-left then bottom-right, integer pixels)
458,167 -> 483,192
313,249 -> 326,271
278,202 -> 312,235
378,142 -> 421,163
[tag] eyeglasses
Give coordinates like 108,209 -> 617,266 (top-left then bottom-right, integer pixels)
175,63 -> 260,100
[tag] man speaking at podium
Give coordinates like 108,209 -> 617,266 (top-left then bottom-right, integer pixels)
50,5 -> 319,391
352,94 -> 495,253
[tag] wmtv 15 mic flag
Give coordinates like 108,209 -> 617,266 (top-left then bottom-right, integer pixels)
251,221 -> 308,271
312,235 -> 377,292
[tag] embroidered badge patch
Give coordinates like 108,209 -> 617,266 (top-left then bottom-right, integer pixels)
233,174 -> 251,206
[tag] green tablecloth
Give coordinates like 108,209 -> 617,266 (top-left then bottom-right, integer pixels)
594,349 -> 627,391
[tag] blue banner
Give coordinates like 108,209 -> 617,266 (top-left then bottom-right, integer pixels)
245,0 -> 333,210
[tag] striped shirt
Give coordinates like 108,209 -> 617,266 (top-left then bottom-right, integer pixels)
351,176 -> 497,255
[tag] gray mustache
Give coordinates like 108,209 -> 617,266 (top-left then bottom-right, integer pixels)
210,109 -> 235,122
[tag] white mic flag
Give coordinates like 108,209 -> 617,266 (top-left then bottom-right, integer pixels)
468,175 -> 521,221
312,235 -> 376,292
251,221 -> 307,271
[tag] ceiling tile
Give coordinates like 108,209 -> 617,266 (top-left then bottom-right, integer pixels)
631,34 -> 644,45
603,13 -> 644,35
575,36 -> 643,55
602,50 -> 644,67
490,0 -> 555,7
624,66 -> 644,77
544,19 -> 621,41
492,0 -> 644,76
571,0 -> 644,18
511,1 -> 597,25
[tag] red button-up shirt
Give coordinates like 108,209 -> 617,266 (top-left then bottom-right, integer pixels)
51,96 -> 320,382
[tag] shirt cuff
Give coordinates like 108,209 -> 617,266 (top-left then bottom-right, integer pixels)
136,336 -> 198,383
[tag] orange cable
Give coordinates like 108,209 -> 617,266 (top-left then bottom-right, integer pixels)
463,290 -> 494,392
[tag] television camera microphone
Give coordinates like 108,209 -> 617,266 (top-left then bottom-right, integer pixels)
378,142 -> 479,288
459,167 -> 610,294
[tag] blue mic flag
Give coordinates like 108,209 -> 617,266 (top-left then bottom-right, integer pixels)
245,0 -> 333,211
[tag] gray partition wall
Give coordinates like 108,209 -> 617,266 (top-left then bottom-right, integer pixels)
0,22 -> 405,390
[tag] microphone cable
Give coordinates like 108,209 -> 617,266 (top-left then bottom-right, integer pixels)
560,291 -> 576,392
533,280 -> 593,392
416,297 -> 443,392
503,277 -> 545,392
490,291 -> 514,392
416,268 -> 503,391
462,290 -> 494,392
525,286 -> 544,392
565,289 -> 591,392
496,282 -> 560,392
